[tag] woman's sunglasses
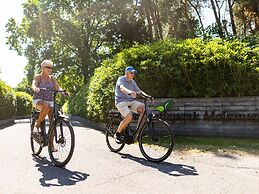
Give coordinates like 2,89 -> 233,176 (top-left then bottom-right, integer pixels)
44,66 -> 53,70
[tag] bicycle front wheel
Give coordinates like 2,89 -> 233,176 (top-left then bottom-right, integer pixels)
48,119 -> 75,167
139,119 -> 174,162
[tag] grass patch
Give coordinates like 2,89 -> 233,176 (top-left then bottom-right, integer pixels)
175,136 -> 259,155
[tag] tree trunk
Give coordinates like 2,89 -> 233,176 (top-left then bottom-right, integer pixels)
187,0 -> 205,38
253,1 -> 259,32
147,0 -> 160,40
210,0 -> 224,38
227,0 -> 237,35
142,0 -> 154,41
78,47 -> 91,84
154,0 -> 163,40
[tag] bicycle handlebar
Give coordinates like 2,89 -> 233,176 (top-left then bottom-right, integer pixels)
136,92 -> 153,100
38,87 -> 66,93
128,92 -> 154,100
36,88 -> 69,97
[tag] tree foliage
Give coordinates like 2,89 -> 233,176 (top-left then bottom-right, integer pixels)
5,0 -> 259,99
6,0 -> 150,94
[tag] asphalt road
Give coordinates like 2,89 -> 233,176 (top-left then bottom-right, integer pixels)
0,119 -> 259,194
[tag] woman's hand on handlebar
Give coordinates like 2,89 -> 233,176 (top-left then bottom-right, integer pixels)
33,87 -> 41,93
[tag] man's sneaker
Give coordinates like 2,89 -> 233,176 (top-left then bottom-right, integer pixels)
115,132 -> 124,144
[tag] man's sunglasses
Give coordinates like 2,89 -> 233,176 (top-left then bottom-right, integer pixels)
129,72 -> 135,74
44,66 -> 53,69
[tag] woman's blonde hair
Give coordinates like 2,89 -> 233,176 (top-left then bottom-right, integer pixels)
41,60 -> 53,68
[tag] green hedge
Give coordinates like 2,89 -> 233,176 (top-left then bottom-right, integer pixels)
15,91 -> 32,117
0,81 -> 16,120
66,84 -> 89,117
67,38 -> 259,121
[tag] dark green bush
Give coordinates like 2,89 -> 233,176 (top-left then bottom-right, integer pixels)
15,92 -> 32,116
0,81 -> 16,120
68,38 -> 259,122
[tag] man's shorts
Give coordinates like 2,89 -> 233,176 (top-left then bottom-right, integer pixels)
116,101 -> 144,117
33,99 -> 54,108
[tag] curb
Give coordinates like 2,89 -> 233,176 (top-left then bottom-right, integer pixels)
0,118 -> 15,129
14,115 -> 30,119
70,115 -> 105,132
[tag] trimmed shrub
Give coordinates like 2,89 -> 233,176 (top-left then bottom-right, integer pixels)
67,84 -> 89,117
15,91 -> 32,117
0,81 -> 16,120
68,38 -> 259,122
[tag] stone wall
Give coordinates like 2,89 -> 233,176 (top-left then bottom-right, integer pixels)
152,96 -> 259,138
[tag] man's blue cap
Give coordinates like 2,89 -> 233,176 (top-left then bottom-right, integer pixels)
125,66 -> 137,73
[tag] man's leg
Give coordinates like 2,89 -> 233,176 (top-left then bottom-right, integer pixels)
115,102 -> 132,143
115,113 -> 132,143
117,113 -> 133,133
136,104 -> 145,128
131,101 -> 145,129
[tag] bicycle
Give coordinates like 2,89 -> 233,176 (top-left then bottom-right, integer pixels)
105,93 -> 175,162
30,88 -> 75,167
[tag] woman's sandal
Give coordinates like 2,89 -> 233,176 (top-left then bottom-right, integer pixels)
32,125 -> 41,136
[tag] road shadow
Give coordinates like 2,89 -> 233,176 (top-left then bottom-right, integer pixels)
213,152 -> 238,160
69,120 -> 83,127
118,153 -> 199,177
33,156 -> 89,187
0,123 -> 13,130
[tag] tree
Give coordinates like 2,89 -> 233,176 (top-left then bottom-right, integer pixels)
187,0 -> 206,38
140,0 -> 164,41
234,0 -> 259,35
227,0 -> 237,35
209,0 -> 224,38
6,0 -> 149,93
157,0 -> 197,39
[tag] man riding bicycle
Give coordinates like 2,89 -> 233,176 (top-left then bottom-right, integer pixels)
114,66 -> 153,144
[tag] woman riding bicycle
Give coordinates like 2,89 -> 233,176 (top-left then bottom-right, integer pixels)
32,59 -> 67,133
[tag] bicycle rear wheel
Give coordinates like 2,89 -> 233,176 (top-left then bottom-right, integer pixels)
105,117 -> 125,152
139,119 -> 174,162
48,119 -> 75,167
30,117 -> 42,156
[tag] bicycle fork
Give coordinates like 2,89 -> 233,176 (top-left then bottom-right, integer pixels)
147,118 -> 159,142
54,121 -> 65,144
